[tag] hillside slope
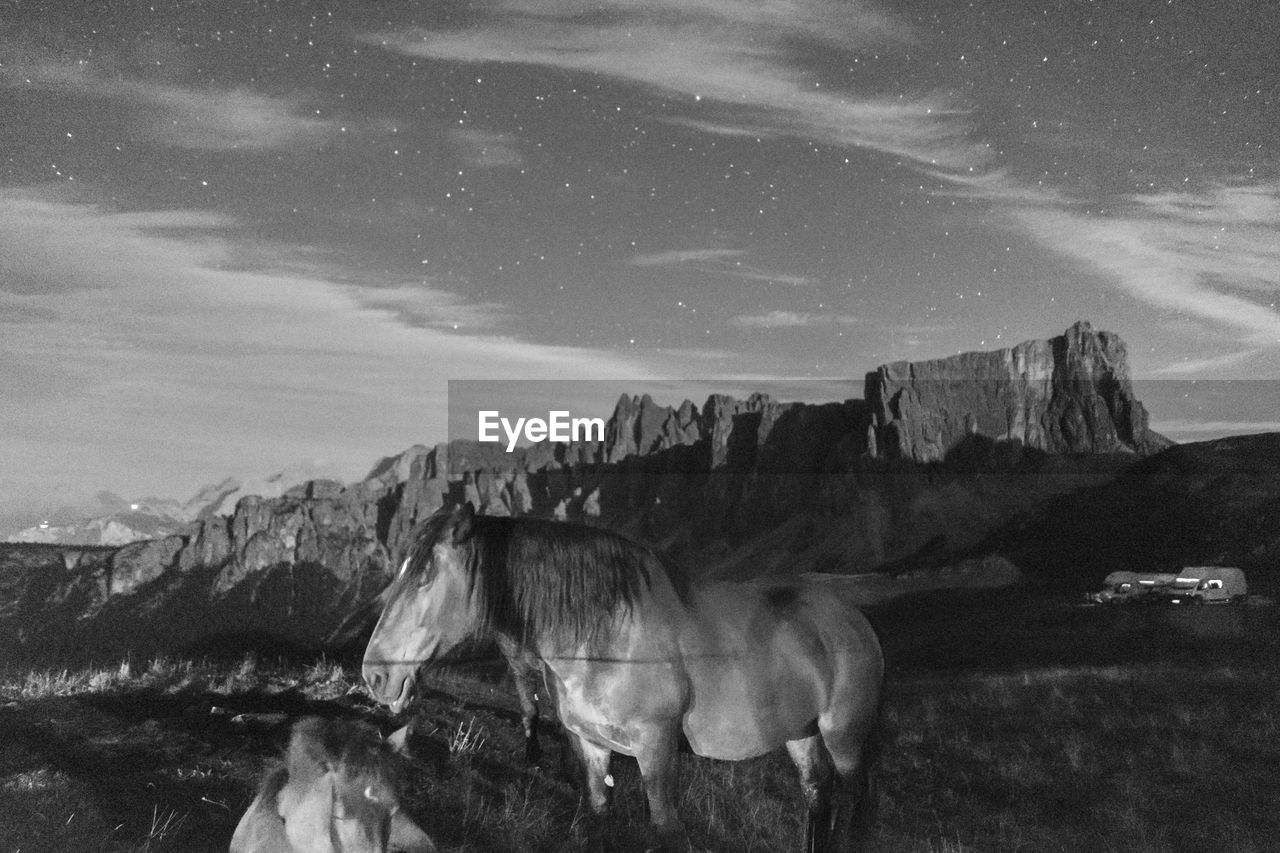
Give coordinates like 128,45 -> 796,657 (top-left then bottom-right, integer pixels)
986,433 -> 1280,593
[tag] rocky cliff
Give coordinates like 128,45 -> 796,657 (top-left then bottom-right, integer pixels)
867,321 -> 1169,462
0,323 -> 1182,661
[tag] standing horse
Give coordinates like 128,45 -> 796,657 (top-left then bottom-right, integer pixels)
363,503 -> 883,852
230,717 -> 437,853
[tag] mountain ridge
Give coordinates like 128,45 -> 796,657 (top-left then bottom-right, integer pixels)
3,322 -> 1222,662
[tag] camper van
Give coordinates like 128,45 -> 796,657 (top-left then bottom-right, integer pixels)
1089,568 -> 1247,605
1163,567 -> 1247,605
1089,571 -> 1176,604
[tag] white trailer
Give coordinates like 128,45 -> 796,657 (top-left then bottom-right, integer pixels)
1090,571 -> 1177,604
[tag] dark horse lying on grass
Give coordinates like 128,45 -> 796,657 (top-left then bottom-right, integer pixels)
230,717 -> 436,853
363,503 -> 884,852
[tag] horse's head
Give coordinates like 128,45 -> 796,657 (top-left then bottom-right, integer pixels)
272,718 -> 435,853
363,502 -> 484,713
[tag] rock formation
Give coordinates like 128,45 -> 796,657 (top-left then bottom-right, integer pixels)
604,394 -> 702,462
867,321 -> 1169,463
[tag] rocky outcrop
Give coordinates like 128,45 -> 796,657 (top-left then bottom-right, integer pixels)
381,451 -> 448,565
109,536 -> 186,597
701,393 -> 807,469
363,444 -> 432,489
214,489 -> 385,594
867,321 -> 1170,463
605,394 -> 702,462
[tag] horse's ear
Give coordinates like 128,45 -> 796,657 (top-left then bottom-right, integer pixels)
386,722 -> 413,755
274,771 -> 302,820
450,501 -> 476,545
390,811 -> 439,853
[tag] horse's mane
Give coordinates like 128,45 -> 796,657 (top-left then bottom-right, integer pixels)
402,506 -> 691,646
285,717 -> 399,791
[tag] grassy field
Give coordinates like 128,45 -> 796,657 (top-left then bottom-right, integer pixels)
2,592 -> 1278,852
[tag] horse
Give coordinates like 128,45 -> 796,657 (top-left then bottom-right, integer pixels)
230,717 -> 437,853
330,578 -> 548,762
363,503 -> 884,852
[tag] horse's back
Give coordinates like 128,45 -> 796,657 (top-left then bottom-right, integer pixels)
686,578 -> 881,671
677,579 -> 882,760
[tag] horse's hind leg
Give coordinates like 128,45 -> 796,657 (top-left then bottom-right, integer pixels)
818,714 -> 879,852
634,726 -> 690,852
785,732 -> 835,853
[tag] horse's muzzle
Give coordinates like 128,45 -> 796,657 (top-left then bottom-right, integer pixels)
363,663 -> 416,715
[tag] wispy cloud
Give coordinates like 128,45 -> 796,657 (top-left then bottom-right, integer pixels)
939,161 -> 1280,358
354,284 -> 510,331
363,0 -> 986,175
448,128 -> 524,168
628,248 -> 816,287
629,248 -> 745,267
718,269 -> 818,287
1147,349 -> 1259,376
0,188 -> 659,501
0,53 -> 335,151
890,321 -> 960,349
729,310 -> 860,328
1011,183 -> 1280,348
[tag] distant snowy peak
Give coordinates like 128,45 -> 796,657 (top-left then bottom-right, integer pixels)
197,461 -> 350,518
9,512 -> 183,546
5,460 -> 355,546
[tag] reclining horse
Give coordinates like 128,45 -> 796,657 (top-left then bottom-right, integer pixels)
230,716 -> 436,853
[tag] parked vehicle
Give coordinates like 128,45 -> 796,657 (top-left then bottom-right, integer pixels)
1089,571 -> 1176,604
1088,568 -> 1246,605
1163,567 -> 1247,605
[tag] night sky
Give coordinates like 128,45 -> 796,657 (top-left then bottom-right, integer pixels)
2,0 -> 1278,529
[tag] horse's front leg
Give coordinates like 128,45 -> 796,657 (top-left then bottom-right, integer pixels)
570,734 -> 614,851
499,637 -> 543,763
634,727 -> 690,853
